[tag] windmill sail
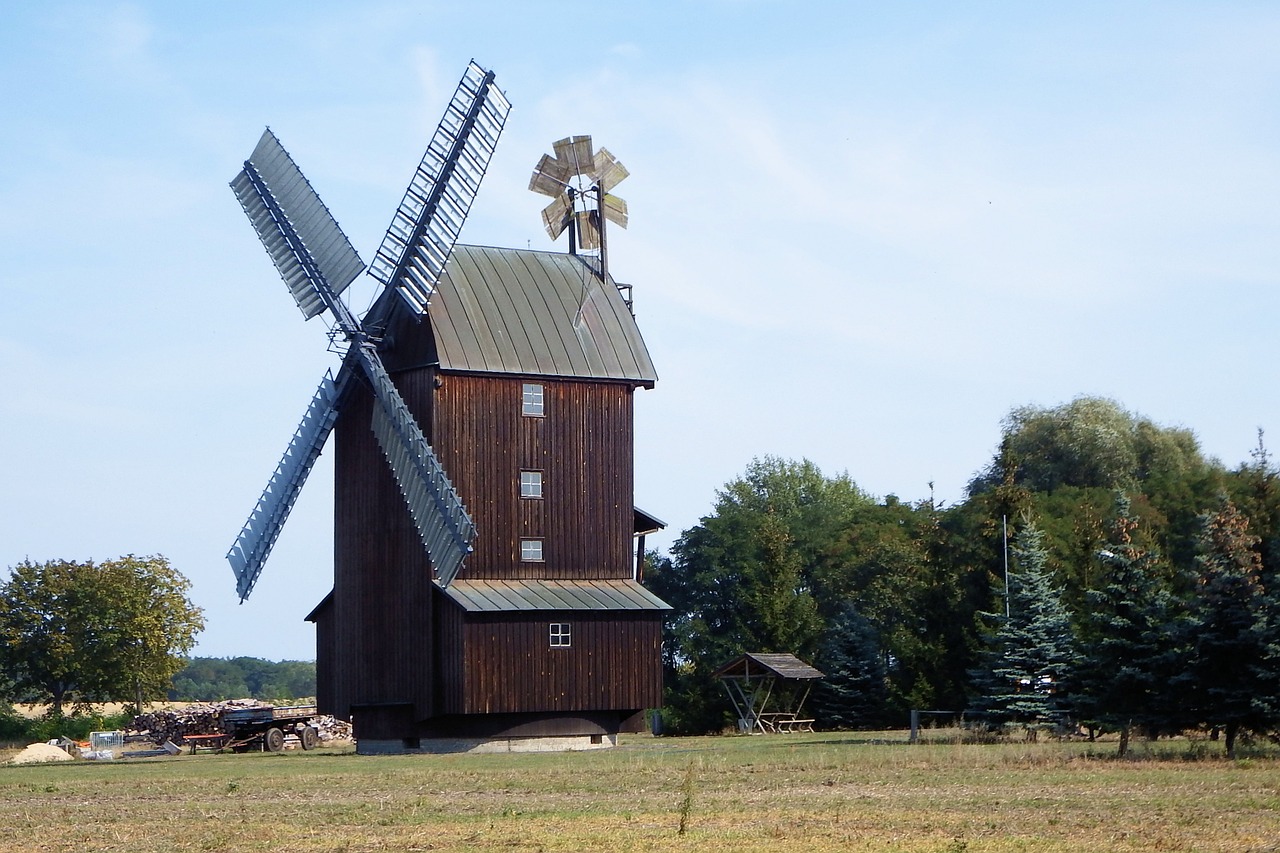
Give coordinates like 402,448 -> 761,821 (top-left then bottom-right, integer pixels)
227,61 -> 504,601
227,369 -> 349,601
231,129 -> 366,320
369,61 -> 512,315
357,347 -> 475,586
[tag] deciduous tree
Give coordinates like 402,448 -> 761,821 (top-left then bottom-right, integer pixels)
0,556 -> 204,714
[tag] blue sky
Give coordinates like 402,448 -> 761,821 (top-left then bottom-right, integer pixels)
3,2 -> 1279,660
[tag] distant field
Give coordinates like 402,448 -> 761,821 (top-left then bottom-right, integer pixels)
2,730 -> 1278,852
8,702 -> 189,720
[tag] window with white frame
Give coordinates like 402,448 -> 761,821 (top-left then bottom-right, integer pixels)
522,383 -> 544,417
520,470 -> 543,499
520,538 -> 544,562
549,622 -> 571,648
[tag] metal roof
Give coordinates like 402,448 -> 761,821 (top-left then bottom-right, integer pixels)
713,653 -> 825,681
633,507 -> 666,536
440,578 -> 671,613
426,245 -> 657,385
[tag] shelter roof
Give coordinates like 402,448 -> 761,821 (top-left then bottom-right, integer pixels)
421,245 -> 657,385
713,653 -> 824,681
633,506 -> 666,536
439,578 -> 671,613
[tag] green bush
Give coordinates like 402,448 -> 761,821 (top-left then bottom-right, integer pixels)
1,710 -> 134,745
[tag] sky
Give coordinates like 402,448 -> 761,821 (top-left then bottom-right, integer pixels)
3,2 -> 1280,661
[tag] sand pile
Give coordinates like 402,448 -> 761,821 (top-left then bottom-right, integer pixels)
9,742 -> 74,765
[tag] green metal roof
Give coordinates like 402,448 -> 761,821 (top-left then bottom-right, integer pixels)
439,578 -> 671,613
427,245 -> 657,385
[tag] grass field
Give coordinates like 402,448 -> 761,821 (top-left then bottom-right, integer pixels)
3,730 -> 1278,852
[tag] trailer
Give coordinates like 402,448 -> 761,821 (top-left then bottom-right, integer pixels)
217,704 -> 321,753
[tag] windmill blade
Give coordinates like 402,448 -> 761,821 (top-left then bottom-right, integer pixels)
354,346 -> 475,586
227,367 -> 350,601
592,148 -> 629,193
601,193 -> 629,229
529,153 -> 571,197
553,135 -> 595,178
541,194 -> 573,240
369,61 -> 512,316
231,129 -> 365,320
575,210 -> 601,251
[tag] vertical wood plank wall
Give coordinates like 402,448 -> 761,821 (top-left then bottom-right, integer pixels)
445,610 -> 663,714
433,373 -> 636,580
330,370 -> 438,720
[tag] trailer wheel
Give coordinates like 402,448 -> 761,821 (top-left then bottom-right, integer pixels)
299,726 -> 318,751
264,727 -> 285,753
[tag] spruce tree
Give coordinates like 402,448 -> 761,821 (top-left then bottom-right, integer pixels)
1073,494 -> 1184,755
1184,498 -> 1271,757
968,521 -> 1077,733
812,602 -> 888,728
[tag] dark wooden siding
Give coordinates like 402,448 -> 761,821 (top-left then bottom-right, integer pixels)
309,596 -> 336,716
330,369 -> 438,721
433,373 -> 635,581
433,590 -> 466,716
457,610 -> 663,714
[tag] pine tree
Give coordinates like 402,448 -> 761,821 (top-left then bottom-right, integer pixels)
1073,494 -> 1185,755
968,521 -> 1077,734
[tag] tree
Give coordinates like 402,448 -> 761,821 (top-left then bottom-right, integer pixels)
1183,498 -> 1273,757
968,521 -> 1078,733
0,556 -> 204,714
969,397 -> 1213,496
811,602 -> 887,728
645,457 -> 871,733
1072,496 -> 1186,755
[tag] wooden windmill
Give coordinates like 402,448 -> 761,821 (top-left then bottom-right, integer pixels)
226,64 -> 667,752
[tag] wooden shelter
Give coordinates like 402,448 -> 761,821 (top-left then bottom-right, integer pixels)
307,245 -> 669,751
714,653 -> 824,734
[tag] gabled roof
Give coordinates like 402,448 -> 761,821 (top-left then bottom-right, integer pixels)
425,245 -> 657,385
439,578 -> 671,612
713,653 -> 824,681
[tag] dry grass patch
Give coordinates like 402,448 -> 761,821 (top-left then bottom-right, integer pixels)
2,733 -> 1278,852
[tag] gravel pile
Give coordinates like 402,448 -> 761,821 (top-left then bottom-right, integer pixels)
8,743 -> 74,765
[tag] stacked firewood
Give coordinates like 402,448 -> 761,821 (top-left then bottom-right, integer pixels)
312,716 -> 353,742
127,700 -> 353,745
128,699 -> 267,744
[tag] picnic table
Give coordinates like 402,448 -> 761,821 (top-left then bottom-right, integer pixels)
757,712 -> 815,733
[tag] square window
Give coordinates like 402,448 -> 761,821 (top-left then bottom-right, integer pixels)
520,539 -> 544,562
550,623 -> 571,648
520,470 -> 543,499
522,383 -> 545,417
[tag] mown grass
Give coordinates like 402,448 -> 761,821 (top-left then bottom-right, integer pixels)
3,731 -> 1279,852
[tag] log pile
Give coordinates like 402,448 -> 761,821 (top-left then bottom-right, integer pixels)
127,700 -> 352,745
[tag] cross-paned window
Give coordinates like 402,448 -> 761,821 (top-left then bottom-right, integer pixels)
549,623 -> 571,648
521,539 -> 544,562
522,383 -> 544,417
520,470 -> 543,499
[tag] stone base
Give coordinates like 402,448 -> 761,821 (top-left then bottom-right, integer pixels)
356,733 -> 618,755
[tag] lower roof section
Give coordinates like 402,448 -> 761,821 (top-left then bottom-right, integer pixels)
439,578 -> 671,613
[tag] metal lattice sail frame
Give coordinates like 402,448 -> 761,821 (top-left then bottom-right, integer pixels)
226,61 -> 509,601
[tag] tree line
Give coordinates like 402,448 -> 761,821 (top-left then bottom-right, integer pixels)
644,396 -> 1280,755
169,657 -> 316,702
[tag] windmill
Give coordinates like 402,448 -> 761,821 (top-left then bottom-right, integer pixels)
225,61 -> 511,602
529,136 -> 629,277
